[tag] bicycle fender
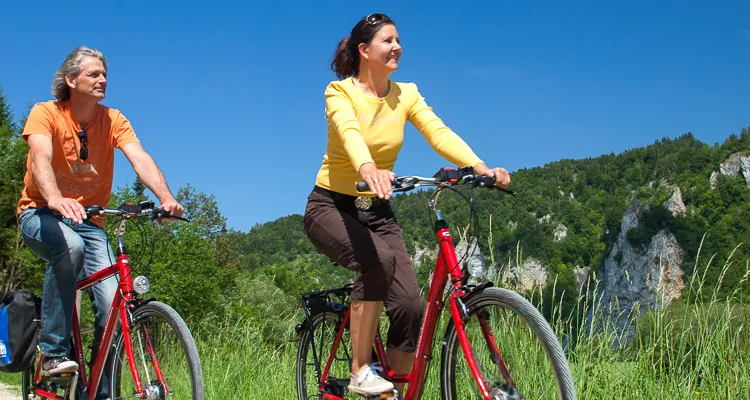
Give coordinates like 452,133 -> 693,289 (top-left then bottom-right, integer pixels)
459,282 -> 495,303
290,304 -> 347,343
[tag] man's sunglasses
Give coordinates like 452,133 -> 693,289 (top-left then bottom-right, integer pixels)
78,130 -> 88,161
363,13 -> 391,26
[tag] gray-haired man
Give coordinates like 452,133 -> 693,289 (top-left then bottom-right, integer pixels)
18,46 -> 183,398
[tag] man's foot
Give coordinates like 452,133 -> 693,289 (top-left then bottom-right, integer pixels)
349,364 -> 395,396
41,356 -> 78,375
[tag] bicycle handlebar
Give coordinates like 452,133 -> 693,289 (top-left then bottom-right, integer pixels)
356,167 -> 515,195
53,201 -> 190,222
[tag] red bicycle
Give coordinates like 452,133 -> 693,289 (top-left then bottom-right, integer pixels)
293,167 -> 576,400
21,202 -> 204,400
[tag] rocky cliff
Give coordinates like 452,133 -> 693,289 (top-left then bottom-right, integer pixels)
589,194 -> 686,346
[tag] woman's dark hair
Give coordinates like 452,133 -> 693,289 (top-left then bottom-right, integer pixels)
331,13 -> 396,79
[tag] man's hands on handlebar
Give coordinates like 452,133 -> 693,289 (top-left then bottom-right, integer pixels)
157,198 -> 184,220
49,200 -> 187,222
48,196 -> 87,224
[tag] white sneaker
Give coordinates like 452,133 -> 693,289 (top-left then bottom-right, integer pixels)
349,364 -> 394,396
41,357 -> 78,375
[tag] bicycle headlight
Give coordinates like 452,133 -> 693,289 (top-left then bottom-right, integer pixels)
466,255 -> 487,278
133,275 -> 151,294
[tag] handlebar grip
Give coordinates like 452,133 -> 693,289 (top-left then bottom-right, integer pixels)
50,206 -> 102,220
154,208 -> 190,222
474,176 -> 516,195
475,175 -> 496,187
356,181 -> 369,192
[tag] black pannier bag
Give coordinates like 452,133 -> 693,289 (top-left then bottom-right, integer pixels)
0,290 -> 41,373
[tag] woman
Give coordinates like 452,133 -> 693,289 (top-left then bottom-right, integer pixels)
303,13 -> 511,397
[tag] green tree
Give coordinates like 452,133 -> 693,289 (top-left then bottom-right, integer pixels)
0,86 -> 44,297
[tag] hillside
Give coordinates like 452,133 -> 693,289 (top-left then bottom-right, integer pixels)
232,131 -> 750,309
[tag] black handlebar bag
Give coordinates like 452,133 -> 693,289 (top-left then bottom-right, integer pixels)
0,290 -> 41,373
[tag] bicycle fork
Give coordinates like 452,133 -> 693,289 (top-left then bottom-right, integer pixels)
449,292 -> 516,400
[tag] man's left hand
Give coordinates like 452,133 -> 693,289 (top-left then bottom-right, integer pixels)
159,199 -> 184,219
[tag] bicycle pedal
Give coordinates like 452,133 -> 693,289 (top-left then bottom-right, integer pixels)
37,371 -> 78,399
362,389 -> 399,400
41,371 -> 75,383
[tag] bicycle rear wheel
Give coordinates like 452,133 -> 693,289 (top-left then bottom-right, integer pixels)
110,301 -> 204,400
295,309 -> 355,400
440,287 -> 576,400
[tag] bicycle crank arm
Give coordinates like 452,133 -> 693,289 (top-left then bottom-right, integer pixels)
323,389 -> 399,400
65,371 -> 78,400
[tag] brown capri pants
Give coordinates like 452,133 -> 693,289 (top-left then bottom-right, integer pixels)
303,186 -> 423,352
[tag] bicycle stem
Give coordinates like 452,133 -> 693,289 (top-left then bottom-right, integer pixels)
115,219 -> 127,256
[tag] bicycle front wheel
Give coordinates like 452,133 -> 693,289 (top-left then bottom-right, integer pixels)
110,301 -> 204,400
440,287 -> 576,400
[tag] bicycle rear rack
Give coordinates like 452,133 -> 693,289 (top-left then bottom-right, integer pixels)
290,284 -> 353,343
300,284 -> 352,316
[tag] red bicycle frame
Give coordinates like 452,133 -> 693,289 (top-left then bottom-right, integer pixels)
317,218 -> 507,400
30,231 -> 169,399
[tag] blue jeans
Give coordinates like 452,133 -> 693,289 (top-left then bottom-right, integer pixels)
20,207 -> 118,398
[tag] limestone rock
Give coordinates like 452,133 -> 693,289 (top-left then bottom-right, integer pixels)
502,257 -> 548,292
589,199 -> 686,347
554,223 -> 568,242
663,187 -> 687,217
573,266 -> 591,293
710,152 -> 750,188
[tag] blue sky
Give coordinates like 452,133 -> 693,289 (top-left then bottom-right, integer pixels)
2,1 -> 749,231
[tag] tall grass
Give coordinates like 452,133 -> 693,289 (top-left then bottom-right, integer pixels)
2,247 -> 748,399
184,240 -> 750,399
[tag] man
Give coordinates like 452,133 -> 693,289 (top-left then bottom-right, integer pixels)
17,46 -> 183,398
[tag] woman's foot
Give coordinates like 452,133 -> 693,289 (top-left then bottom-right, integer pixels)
349,364 -> 395,396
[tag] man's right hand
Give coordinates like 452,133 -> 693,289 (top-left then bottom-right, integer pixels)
48,197 -> 87,224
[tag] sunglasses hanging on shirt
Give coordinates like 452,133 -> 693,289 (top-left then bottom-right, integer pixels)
78,129 -> 88,161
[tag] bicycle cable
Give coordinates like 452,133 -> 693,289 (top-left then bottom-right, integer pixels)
428,184 -> 483,282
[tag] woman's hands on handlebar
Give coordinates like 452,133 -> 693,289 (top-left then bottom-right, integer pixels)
358,162 -> 396,200
473,162 -> 511,189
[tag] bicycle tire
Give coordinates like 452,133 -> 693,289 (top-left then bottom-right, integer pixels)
440,287 -> 576,400
21,359 -> 33,399
295,309 -> 353,400
109,301 -> 204,400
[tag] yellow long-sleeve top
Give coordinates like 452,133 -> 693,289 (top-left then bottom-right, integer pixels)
315,78 -> 483,197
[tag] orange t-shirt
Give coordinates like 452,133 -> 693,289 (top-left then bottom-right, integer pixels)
17,100 -> 139,225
